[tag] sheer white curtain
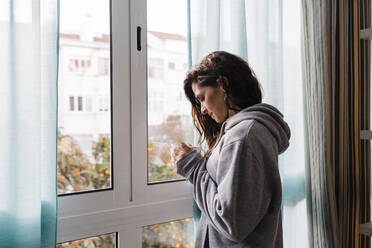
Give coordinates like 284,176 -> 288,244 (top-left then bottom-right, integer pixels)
188,0 -> 309,247
0,0 -> 59,247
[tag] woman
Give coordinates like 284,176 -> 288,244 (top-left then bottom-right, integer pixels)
172,51 -> 291,248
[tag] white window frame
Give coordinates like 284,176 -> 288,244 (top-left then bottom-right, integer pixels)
57,0 -> 194,246
131,0 -> 192,205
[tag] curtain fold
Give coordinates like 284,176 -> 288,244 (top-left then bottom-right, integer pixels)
301,0 -> 371,247
188,0 -> 309,247
301,1 -> 335,247
0,0 -> 59,247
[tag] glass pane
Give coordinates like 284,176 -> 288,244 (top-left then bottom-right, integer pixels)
56,233 -> 116,248
58,0 -> 112,194
142,218 -> 194,248
147,0 -> 195,183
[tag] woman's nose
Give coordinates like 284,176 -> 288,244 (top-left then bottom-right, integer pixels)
201,104 -> 207,115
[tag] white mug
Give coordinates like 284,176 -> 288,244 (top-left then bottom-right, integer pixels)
170,143 -> 201,164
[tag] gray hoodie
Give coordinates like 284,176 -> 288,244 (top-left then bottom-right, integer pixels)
176,103 -> 291,248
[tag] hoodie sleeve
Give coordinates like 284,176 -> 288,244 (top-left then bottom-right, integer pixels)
176,138 -> 272,242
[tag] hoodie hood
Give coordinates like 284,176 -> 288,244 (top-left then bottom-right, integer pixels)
220,103 -> 291,154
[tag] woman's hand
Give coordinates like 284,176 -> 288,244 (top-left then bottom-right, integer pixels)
171,142 -> 193,164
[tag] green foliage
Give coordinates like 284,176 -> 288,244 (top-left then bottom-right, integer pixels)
142,219 -> 194,248
57,128 -> 111,194
56,233 -> 116,248
58,114 -> 191,188
57,128 -> 95,193
148,115 -> 186,183
148,163 -> 183,182
91,136 -> 111,189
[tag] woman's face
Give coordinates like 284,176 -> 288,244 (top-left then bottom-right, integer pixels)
191,82 -> 228,123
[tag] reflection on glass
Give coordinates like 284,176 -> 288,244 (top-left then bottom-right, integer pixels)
57,0 -> 112,194
147,0 -> 195,183
56,233 -> 116,248
142,218 -> 194,248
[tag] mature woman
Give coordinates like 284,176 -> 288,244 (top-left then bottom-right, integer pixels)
172,51 -> 291,248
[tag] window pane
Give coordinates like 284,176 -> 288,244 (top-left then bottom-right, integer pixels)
58,0 -> 112,194
147,0 -> 195,183
142,218 -> 194,248
56,233 -> 116,248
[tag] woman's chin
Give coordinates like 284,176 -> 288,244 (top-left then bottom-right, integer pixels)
210,114 -> 222,123
215,117 -> 223,123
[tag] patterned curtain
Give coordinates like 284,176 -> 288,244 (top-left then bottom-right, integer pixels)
302,0 -> 371,247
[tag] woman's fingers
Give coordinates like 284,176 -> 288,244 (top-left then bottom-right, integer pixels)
180,142 -> 192,152
181,141 -> 191,148
171,143 -> 193,164
174,147 -> 180,156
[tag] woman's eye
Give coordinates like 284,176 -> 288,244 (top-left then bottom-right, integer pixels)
196,97 -> 203,104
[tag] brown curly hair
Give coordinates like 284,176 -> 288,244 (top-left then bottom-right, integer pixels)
184,51 -> 263,157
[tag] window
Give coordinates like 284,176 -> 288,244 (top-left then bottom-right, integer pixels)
69,96 -> 75,111
146,0 -> 191,184
58,0 -> 306,247
98,57 -> 110,75
67,57 -> 92,74
57,0 -> 193,247
98,96 -> 109,112
67,96 -> 89,112
168,61 -> 175,69
58,0 -> 112,194
78,96 -> 83,111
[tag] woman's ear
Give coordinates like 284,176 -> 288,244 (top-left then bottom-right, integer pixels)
222,76 -> 229,87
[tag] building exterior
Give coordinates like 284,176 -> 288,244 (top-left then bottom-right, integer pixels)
58,30 -> 191,157
58,32 -> 111,158
147,30 -> 190,125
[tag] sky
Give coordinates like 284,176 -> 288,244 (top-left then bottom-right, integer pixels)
60,0 -> 188,36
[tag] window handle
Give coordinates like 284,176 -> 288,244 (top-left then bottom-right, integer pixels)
137,26 -> 142,51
